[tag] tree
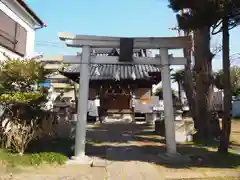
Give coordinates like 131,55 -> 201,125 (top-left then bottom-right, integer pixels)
210,0 -> 240,153
0,59 -> 50,155
175,66 -> 240,99
154,87 -> 178,100
169,0 -> 240,152
0,59 -> 46,92
214,66 -> 240,96
169,1 -> 215,141
171,69 -> 185,105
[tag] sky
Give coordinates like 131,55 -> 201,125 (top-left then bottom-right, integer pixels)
26,0 -> 239,89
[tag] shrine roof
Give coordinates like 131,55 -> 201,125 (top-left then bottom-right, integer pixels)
60,64 -> 161,81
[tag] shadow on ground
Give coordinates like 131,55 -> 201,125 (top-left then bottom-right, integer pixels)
27,137 -> 74,157
27,121 -> 240,169
85,143 -> 240,169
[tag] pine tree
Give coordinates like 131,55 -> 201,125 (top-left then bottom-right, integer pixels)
169,0 -> 240,152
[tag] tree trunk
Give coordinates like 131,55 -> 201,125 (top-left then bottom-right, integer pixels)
194,27 -> 213,142
177,10 -> 202,135
182,46 -> 197,123
179,10 -> 213,141
177,82 -> 182,105
179,10 -> 199,133
218,12 -> 232,153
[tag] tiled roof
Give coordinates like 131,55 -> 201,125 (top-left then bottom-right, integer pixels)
60,48 -> 160,81
61,64 -> 161,80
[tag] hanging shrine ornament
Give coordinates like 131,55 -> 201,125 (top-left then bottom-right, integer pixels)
94,66 -> 100,76
114,66 -> 137,81
114,68 -> 120,81
131,71 -> 136,80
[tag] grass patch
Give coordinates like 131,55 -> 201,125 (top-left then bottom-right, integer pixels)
0,150 -> 68,167
178,142 -> 240,168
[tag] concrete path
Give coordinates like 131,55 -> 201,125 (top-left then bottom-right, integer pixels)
89,120 -> 163,179
104,141 -> 162,179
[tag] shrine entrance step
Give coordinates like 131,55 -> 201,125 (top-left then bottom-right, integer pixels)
103,113 -> 133,123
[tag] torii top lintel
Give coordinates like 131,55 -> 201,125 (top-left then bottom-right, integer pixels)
58,32 -> 191,49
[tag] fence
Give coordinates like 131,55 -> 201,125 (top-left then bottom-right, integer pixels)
232,100 -> 240,117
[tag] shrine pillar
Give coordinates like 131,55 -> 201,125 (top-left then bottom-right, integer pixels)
72,46 -> 91,161
160,48 -> 177,155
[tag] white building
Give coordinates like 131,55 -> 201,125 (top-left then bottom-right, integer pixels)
0,0 -> 44,60
40,55 -> 75,100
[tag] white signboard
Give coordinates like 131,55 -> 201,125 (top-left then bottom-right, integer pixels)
88,100 -> 98,117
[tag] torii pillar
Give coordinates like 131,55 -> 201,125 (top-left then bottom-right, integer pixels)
59,33 -> 190,163
73,46 -> 91,159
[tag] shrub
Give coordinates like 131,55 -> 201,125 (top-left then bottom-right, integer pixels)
0,59 -> 52,155
3,119 -> 40,155
1,103 -> 59,155
0,92 -> 50,155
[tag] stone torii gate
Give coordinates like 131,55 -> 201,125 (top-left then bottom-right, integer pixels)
58,33 -> 190,163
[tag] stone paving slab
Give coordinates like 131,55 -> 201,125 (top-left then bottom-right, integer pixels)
104,161 -> 163,180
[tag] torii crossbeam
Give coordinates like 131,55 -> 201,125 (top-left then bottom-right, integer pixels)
59,32 -> 191,163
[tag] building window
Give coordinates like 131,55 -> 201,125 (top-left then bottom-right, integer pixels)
0,10 -> 27,56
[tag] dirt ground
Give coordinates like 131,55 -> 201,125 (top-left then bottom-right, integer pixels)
0,119 -> 239,180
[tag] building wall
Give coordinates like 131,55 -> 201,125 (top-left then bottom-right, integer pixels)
0,0 -> 36,59
89,86 -> 152,113
0,46 -> 20,59
40,56 -> 75,99
88,88 -> 97,100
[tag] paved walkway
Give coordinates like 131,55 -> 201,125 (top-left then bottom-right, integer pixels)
88,121 -> 163,179
1,120 -> 239,180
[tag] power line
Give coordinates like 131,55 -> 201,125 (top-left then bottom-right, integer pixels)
36,43 -> 66,48
35,41 -> 68,48
36,40 -> 63,44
